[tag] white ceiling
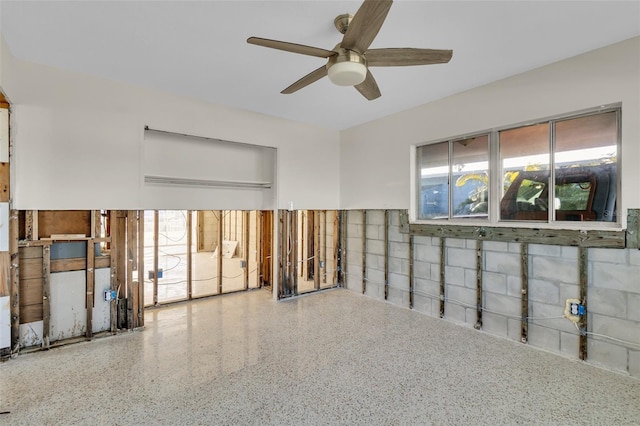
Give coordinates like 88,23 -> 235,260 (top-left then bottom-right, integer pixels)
1,1 -> 639,130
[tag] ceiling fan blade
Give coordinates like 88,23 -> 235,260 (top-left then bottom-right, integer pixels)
281,65 -> 328,94
342,0 -> 393,54
354,70 -> 381,100
366,48 -> 453,66
247,37 -> 336,58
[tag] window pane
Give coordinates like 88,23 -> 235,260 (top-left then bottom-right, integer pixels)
499,123 -> 550,221
554,111 -> 617,222
452,135 -> 489,219
418,141 -> 449,219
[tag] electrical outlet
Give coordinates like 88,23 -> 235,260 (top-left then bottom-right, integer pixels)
564,298 -> 585,323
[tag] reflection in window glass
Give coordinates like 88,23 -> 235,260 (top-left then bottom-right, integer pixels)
452,135 -> 489,219
418,141 -> 449,219
499,123 -> 550,221
554,112 -> 617,222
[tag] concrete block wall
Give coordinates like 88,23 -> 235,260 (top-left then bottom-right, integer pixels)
344,209 -> 640,378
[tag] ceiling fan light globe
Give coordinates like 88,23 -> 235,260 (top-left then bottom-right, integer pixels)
327,61 -> 367,86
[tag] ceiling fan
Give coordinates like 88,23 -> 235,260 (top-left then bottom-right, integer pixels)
247,0 -> 452,100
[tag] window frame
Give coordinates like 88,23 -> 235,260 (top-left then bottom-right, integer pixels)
413,104 -> 621,229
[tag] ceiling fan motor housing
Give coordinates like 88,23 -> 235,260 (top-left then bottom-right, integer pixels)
327,47 -> 367,86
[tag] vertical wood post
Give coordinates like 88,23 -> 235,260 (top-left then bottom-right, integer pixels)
42,244 -> 51,348
439,237 -> 446,318
217,211 -> 223,294
340,210 -> 348,287
521,243 -> 529,343
153,211 -> 159,306
384,210 -> 389,300
362,210 -> 367,294
126,211 -> 135,329
578,246 -> 588,360
85,239 -> 94,339
10,210 -> 19,354
292,211 -> 298,295
331,210 -> 341,286
186,210 -> 193,299
475,240 -> 483,330
409,234 -> 414,309
137,211 -> 144,326
25,210 -> 34,240
314,211 -> 320,291
244,211 -> 250,291
109,210 -> 119,332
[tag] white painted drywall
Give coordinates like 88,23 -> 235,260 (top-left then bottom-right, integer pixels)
50,270 -> 86,342
3,53 -> 340,210
340,37 -> 640,227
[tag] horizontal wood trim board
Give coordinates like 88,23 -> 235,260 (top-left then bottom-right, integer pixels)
51,256 -> 110,273
19,246 -> 43,259
20,304 -> 43,324
409,224 -> 625,248
19,277 -> 43,305
19,258 -> 44,280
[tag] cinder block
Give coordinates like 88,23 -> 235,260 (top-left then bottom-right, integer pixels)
531,256 -> 578,284
464,269 -> 477,290
630,350 -> 640,378
588,287 -> 627,319
528,323 -> 560,353
364,281 -> 383,299
485,251 -> 521,276
484,293 -> 520,317
367,210 -> 385,225
415,243 -> 440,263
587,339 -> 629,374
366,224 -> 383,240
592,262 -> 640,294
413,260 -> 430,280
348,211 -> 364,225
445,238 -> 466,248
346,250 -> 363,265
430,263 -> 441,281
561,246 -> 578,260
482,312 -> 508,337
414,235 -> 434,246
367,239 -> 385,256
389,210 -> 401,226
445,266 -> 465,286
389,241 -> 409,259
589,247 -> 628,264
447,247 -> 476,268
507,275 -> 522,297
387,287 -> 407,307
346,274 -> 362,291
560,331 -> 579,358
388,272 -> 409,290
365,253 -> 382,270
559,283 -> 579,303
388,225 -> 404,242
484,271 -> 507,295
347,237 -> 363,252
446,285 -> 476,306
413,294 -> 433,317
366,268 -> 386,287
628,293 -> 640,322
414,278 -> 440,298
507,318 -> 523,341
508,243 -> 522,254
347,224 -> 362,238
529,244 -> 562,257
529,302 -> 575,333
529,279 -> 560,304
591,314 -> 640,345
388,257 -> 408,275
432,299 -> 442,317
483,241 -> 509,252
444,303 -> 467,324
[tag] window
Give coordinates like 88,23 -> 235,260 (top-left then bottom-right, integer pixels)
416,107 -> 619,225
417,135 -> 489,220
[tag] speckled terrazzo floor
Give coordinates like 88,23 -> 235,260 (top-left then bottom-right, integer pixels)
1,289 -> 638,425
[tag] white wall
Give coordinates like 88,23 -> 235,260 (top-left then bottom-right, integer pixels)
340,37 -> 640,227
3,52 -> 340,210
